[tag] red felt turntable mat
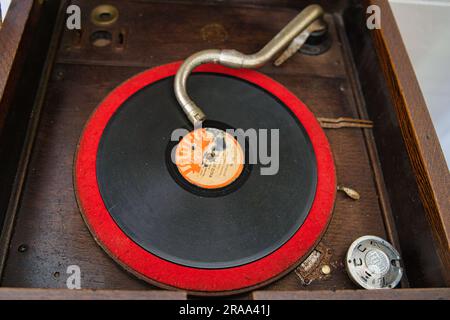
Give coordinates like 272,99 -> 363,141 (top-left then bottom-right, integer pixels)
74,62 -> 336,294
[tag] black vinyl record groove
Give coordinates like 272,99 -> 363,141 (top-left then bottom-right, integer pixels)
96,73 -> 317,269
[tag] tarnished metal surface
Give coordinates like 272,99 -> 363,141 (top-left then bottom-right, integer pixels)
174,4 -> 325,125
346,236 -> 403,289
295,243 -> 333,286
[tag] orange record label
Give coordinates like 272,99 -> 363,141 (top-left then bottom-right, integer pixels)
175,128 -> 244,189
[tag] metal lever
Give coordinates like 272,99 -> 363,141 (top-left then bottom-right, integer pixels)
274,19 -> 327,66
174,4 -> 325,126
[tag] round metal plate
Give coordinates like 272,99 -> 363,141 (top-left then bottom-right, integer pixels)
346,235 -> 403,289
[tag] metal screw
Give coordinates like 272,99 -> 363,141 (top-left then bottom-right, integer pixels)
321,265 -> 331,275
56,71 -> 64,80
18,244 -> 28,253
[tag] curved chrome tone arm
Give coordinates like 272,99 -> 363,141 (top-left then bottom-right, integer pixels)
174,4 -> 324,125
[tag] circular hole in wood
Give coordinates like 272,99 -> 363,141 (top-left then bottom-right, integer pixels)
91,5 -> 119,26
90,30 -> 113,47
99,12 -> 112,21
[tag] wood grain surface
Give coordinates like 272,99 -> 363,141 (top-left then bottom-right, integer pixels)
0,0 -> 34,228
343,2 -> 447,287
1,1 -> 388,293
0,288 -> 186,300
369,0 -> 450,284
0,0 -> 33,129
253,288 -> 450,300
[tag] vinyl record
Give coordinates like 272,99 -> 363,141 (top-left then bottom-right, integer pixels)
74,62 -> 336,295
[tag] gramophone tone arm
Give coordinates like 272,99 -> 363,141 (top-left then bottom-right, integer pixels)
174,4 -> 324,126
